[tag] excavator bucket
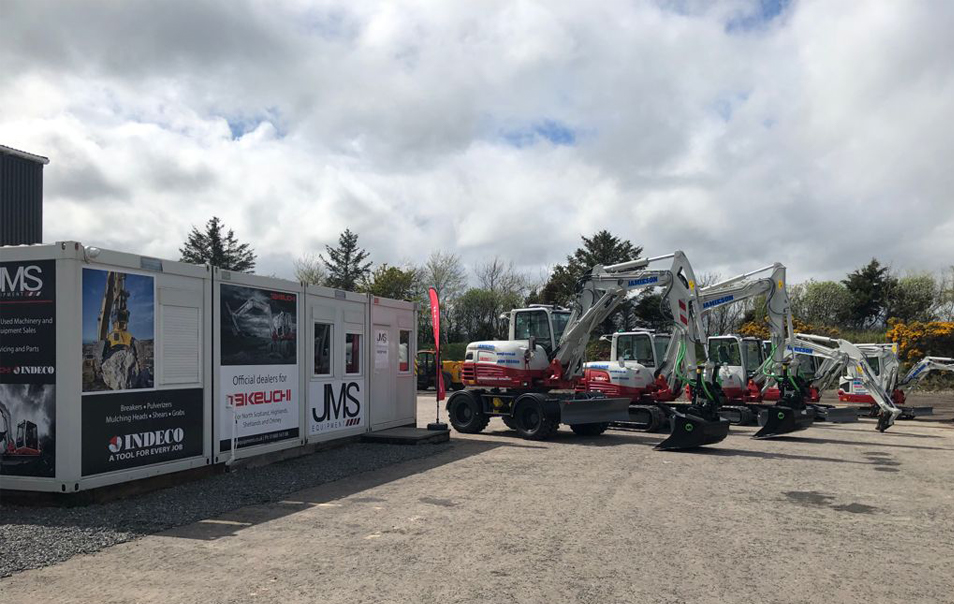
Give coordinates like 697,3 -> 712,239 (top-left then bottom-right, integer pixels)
655,411 -> 730,451
752,406 -> 815,439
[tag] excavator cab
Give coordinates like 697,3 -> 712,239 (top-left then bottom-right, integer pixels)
510,306 -> 570,355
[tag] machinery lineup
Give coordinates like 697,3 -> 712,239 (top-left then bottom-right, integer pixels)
444,251 -> 952,451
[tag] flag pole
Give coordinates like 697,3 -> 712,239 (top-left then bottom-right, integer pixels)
427,287 -> 448,431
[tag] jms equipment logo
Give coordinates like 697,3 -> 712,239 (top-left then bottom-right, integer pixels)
0,264 -> 44,298
313,382 -> 363,428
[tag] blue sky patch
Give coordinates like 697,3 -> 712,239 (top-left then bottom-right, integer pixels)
501,119 -> 577,148
726,0 -> 791,33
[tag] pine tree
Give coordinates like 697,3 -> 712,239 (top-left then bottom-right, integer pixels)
321,228 -> 372,290
842,259 -> 897,329
539,230 -> 643,333
542,230 -> 643,306
179,217 -> 256,272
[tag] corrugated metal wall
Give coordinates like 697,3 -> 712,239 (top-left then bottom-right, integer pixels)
0,153 -> 44,246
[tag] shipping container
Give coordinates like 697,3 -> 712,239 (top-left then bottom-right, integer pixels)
0,145 -> 48,247
1,242 -> 419,493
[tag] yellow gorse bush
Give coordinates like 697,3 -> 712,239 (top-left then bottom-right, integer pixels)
885,319 -> 954,362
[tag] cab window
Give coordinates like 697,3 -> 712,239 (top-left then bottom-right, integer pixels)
864,355 -> 881,376
551,312 -> 570,342
708,339 -> 742,366
514,310 -> 552,349
653,336 -> 671,363
743,340 -> 762,374
616,334 -> 654,366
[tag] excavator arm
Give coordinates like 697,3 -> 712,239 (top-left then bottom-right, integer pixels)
551,251 -> 700,383
794,333 -> 901,431
697,263 -> 793,390
898,356 -> 954,393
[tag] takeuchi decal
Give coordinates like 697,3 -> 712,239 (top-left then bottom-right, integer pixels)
227,388 -> 293,407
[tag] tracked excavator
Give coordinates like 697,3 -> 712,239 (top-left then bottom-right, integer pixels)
0,400 -> 41,461
792,334 -> 902,432
838,344 -> 950,418
450,251 -> 729,450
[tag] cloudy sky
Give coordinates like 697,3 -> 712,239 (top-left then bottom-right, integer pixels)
2,0 -> 952,285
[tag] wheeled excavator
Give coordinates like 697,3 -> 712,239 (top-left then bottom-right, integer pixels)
449,251 -> 730,450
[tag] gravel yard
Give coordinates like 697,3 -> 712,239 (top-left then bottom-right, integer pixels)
1,393 -> 953,603
0,441 -> 450,578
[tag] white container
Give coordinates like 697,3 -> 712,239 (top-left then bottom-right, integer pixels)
0,242 -> 213,493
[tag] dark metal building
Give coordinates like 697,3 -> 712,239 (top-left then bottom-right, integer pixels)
1,144 -> 49,246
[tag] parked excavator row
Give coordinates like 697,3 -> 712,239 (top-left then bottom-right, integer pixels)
446,251 -> 730,450
444,250 -> 906,450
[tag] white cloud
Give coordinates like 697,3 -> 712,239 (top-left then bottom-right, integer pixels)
1,0 -> 953,284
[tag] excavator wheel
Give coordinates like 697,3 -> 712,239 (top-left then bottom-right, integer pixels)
570,422 -> 609,437
447,391 -> 490,434
512,394 -> 559,441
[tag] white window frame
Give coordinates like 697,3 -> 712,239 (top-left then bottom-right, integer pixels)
314,322 -> 334,377
398,330 -> 412,374
344,331 -> 362,376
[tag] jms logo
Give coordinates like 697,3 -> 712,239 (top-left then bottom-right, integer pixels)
314,382 -> 362,425
0,264 -> 43,297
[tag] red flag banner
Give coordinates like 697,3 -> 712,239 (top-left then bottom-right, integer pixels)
428,287 -> 445,401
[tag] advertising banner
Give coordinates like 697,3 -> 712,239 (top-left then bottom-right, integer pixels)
0,259 -> 56,477
81,388 -> 204,476
82,268 -> 155,392
308,379 -> 365,436
428,287 -> 445,401
375,329 -> 389,369
219,284 -> 299,451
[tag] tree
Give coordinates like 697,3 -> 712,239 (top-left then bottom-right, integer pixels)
293,253 -> 327,286
790,280 -> 852,326
631,292 -> 671,331
453,288 -> 499,342
540,230 -> 642,307
418,251 -> 468,345
360,264 -> 420,301
885,274 -> 939,323
475,257 -> 527,337
321,228 -> 372,291
179,216 -> 256,272
842,259 -> 897,329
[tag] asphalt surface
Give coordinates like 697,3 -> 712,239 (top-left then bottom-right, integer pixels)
2,392 -> 954,604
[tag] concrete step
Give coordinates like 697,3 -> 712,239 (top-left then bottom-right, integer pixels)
361,427 -> 450,445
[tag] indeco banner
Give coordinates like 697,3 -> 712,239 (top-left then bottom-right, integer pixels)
81,388 -> 204,476
219,284 -> 300,451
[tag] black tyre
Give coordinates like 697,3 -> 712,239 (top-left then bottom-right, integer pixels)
501,416 -> 517,430
570,422 -> 609,436
513,395 -> 559,440
447,392 -> 489,434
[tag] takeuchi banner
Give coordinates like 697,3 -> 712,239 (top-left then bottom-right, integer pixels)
427,287 -> 445,401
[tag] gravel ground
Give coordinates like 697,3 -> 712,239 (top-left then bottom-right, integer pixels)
0,441 -> 450,578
